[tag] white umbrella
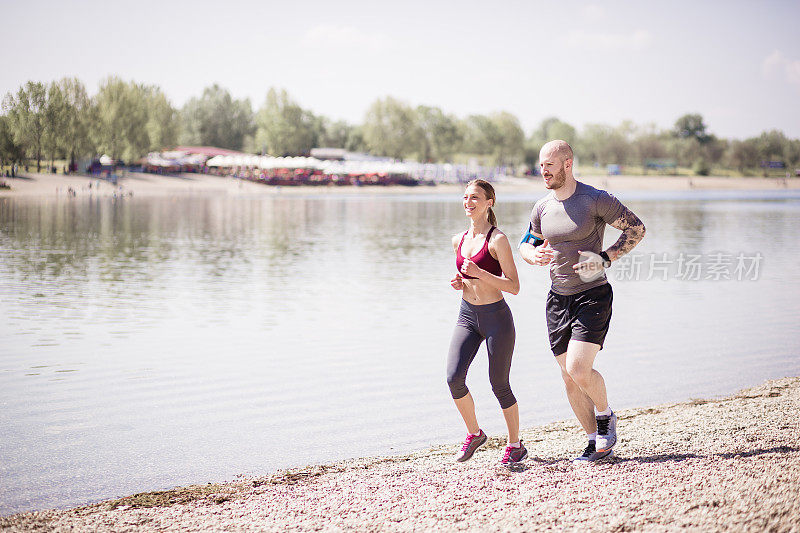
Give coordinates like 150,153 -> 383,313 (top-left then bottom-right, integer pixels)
206,155 -> 224,167
182,153 -> 207,165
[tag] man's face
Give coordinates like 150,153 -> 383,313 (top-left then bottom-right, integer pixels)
539,150 -> 569,190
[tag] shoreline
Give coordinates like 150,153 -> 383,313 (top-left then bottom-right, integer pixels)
2,376 -> 798,531
1,171 -> 799,199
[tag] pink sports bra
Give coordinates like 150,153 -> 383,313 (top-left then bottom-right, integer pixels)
456,226 -> 503,279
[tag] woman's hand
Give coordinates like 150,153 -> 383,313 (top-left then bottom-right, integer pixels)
450,273 -> 464,290
460,258 -> 482,279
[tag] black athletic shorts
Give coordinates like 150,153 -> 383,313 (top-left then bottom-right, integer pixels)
546,283 -> 613,356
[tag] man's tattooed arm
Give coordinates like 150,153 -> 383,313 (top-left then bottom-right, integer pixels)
605,207 -> 646,261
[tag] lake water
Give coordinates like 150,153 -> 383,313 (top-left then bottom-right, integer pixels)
2,188 -> 799,515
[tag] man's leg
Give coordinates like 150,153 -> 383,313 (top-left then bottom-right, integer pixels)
565,339 -> 607,410
554,339 -> 605,435
559,339 -> 619,455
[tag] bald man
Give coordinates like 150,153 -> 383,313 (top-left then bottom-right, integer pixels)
519,140 -> 646,463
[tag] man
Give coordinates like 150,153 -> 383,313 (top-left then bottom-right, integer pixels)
519,140 -> 645,463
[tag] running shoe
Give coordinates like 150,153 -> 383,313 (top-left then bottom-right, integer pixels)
595,412 -> 617,452
571,440 -> 614,464
456,430 -> 487,462
501,440 -> 528,465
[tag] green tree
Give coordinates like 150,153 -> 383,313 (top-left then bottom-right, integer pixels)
362,96 -> 421,159
525,117 -> 577,167
702,135 -> 727,167
787,138 -> 800,168
670,113 -> 706,170
577,122 -> 635,166
345,125 -> 367,153
751,129 -> 800,175
755,130 -> 791,162
416,105 -> 462,162
144,86 -> 179,152
93,77 -> 151,161
0,115 -> 26,168
673,113 -> 710,144
630,123 -> 669,167
727,138 -> 759,173
2,81 -> 47,171
58,77 -> 93,167
255,88 -> 318,156
43,81 -> 69,171
315,117 -> 353,149
529,117 -> 577,148
490,111 -> 525,166
179,84 -> 254,150
460,114 -> 497,156
523,138 -> 540,168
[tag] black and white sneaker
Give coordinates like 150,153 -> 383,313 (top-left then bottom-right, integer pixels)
595,412 -> 617,452
571,440 -> 613,464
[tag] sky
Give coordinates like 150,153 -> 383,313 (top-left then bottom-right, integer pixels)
1,0 -> 799,140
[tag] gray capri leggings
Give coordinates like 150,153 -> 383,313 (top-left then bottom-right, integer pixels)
446,298 -> 517,409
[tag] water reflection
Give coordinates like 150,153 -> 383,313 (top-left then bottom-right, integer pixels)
1,191 -> 799,515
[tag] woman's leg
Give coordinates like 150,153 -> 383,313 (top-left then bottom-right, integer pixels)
485,304 -> 518,443
501,402 -> 519,444
446,324 -> 484,433
453,393 -> 479,434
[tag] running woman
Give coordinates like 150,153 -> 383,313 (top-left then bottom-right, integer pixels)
447,179 -> 527,465
519,140 -> 646,464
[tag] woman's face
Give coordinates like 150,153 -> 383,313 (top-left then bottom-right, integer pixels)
463,185 -> 493,218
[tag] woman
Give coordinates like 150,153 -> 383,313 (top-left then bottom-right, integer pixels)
447,179 -> 526,465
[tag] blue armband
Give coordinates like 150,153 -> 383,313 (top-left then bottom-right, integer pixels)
519,232 -> 545,247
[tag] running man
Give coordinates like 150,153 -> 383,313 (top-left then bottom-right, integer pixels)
519,140 -> 646,463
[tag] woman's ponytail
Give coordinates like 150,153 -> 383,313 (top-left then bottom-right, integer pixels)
488,207 -> 497,226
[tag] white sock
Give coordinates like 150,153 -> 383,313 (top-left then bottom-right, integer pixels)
596,407 -> 612,417
471,430 -> 482,436
587,432 -> 597,441
508,441 -> 520,448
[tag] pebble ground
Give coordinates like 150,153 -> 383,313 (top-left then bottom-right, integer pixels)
3,377 -> 798,532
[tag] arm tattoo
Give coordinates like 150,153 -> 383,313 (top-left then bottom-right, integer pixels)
606,207 -> 646,261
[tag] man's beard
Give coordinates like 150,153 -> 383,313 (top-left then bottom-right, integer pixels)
544,165 -> 567,189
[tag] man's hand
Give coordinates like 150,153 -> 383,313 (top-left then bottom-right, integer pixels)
450,273 -> 464,290
573,250 -> 606,282
532,239 -> 554,266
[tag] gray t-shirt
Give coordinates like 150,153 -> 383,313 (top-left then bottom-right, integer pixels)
529,181 -> 625,295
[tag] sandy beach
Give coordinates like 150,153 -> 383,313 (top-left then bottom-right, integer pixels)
2,376 -> 798,532
1,171 -> 799,198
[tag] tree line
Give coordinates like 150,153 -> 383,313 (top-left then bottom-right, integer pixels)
2,76 -> 799,175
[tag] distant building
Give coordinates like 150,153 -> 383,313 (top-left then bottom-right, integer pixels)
173,146 -> 245,157
310,148 -> 348,160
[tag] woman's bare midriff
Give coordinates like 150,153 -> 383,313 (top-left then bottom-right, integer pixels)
461,278 -> 504,305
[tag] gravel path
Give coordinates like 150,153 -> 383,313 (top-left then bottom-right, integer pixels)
3,377 -> 799,532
